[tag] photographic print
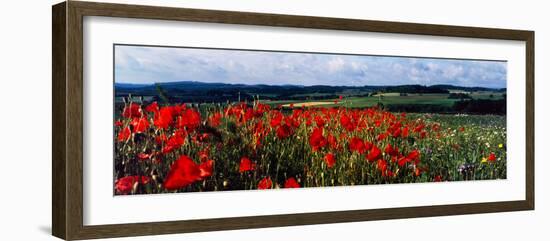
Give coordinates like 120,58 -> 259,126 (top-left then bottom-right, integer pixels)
113,45 -> 507,195
51,3 -> 534,239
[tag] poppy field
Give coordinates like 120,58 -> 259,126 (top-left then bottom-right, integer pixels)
113,99 -> 506,195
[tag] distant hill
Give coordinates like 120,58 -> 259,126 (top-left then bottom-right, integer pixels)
114,81 -> 504,103
431,84 -> 506,92
380,85 -> 449,94
114,83 -> 152,88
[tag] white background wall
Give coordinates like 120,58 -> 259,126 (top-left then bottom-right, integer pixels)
0,0 -> 547,240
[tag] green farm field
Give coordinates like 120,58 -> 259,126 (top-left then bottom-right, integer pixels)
263,91 -> 504,109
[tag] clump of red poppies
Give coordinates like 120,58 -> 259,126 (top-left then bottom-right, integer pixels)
114,99 -> 505,195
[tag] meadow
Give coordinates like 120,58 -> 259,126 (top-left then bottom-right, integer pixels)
113,96 -> 506,195
269,91 -> 504,108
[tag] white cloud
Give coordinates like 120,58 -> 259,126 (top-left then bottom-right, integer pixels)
327,57 -> 345,72
443,65 -> 464,79
114,45 -> 507,88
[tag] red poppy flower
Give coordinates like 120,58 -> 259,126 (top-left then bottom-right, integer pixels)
172,104 -> 187,116
434,175 -> 443,182
414,167 -> 422,177
130,117 -> 149,133
377,133 -> 387,141
384,143 -> 399,157
285,115 -> 301,128
258,177 -> 273,189
243,107 -> 255,123
269,111 -> 283,127
306,118 -> 313,127
178,108 -> 201,131
366,145 -> 382,162
255,103 -> 271,115
122,103 -> 142,118
407,149 -> 421,164
153,107 -> 174,129
115,176 -> 150,195
340,114 -> 355,132
488,152 -> 496,162
162,130 -> 186,154
324,153 -> 336,168
145,101 -> 159,113
114,120 -> 123,127
364,140 -> 373,151
314,115 -> 326,127
397,156 -> 409,167
284,177 -> 300,188
377,159 -> 388,173
414,123 -> 425,133
208,112 -> 222,127
163,155 -> 202,190
327,134 -> 338,150
349,137 -> 366,154
391,128 -> 402,138
401,127 -> 409,138
239,157 -> 256,173
309,127 -> 327,151
115,177 -> 134,194
198,159 -> 214,178
276,123 -> 293,139
397,149 -> 421,167
117,126 -> 131,142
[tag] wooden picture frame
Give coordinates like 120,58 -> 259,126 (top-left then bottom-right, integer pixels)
52,1 -> 534,240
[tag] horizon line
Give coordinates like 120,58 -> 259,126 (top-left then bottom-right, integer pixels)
114,80 -> 506,89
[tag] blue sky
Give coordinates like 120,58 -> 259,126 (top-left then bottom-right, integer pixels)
115,45 -> 507,88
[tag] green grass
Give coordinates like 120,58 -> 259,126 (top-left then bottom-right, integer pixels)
261,91 -> 504,109
262,94 -> 455,108
345,94 -> 456,107
470,91 -> 505,100
118,91 -> 505,115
